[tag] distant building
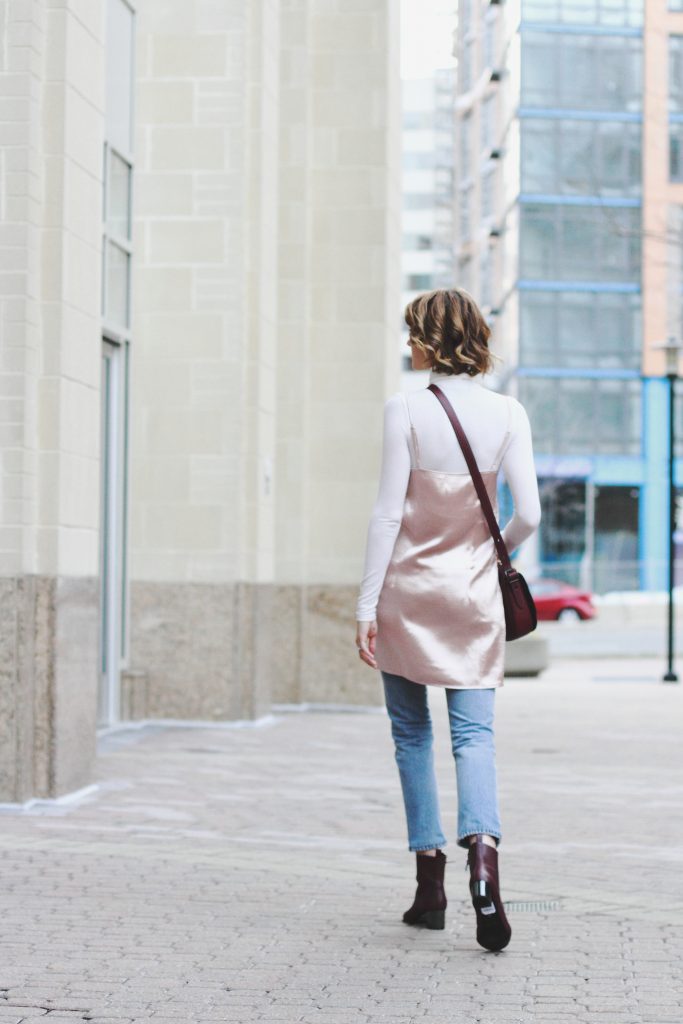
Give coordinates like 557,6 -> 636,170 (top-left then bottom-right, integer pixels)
400,70 -> 457,389
455,0 -> 682,594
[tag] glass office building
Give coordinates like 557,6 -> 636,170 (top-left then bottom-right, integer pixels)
455,0 -> 683,594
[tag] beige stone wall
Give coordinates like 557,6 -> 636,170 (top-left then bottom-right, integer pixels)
305,0 -> 402,583
276,0 -> 402,584
129,0 -> 401,716
0,0 -> 104,579
132,0 -> 400,589
1,0 -> 402,791
0,0 -> 103,800
132,2 -> 280,586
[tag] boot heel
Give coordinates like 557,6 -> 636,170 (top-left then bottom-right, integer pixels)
471,879 -> 496,915
420,908 -> 445,930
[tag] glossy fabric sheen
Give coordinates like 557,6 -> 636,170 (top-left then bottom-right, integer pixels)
375,467 -> 505,688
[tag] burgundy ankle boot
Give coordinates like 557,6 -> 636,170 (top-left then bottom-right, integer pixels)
402,849 -> 447,930
467,836 -> 511,951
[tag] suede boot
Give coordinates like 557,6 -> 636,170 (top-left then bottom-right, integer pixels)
402,849 -> 447,930
467,836 -> 511,951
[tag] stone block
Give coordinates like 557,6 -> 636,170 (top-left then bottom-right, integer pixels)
0,575 -> 98,802
504,633 -> 550,677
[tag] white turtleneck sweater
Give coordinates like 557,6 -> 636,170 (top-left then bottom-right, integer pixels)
355,368 -> 542,622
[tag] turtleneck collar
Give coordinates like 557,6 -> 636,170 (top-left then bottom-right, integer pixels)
428,368 -> 483,386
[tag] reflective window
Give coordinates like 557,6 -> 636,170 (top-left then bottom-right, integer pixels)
521,119 -> 641,197
480,246 -> 492,308
675,381 -> 683,458
105,0 -> 134,155
403,234 -> 433,250
522,0 -> 642,27
481,94 -> 496,153
481,164 -> 496,219
104,241 -> 129,326
521,31 -> 642,111
403,194 -> 434,210
482,13 -> 496,69
459,185 -> 472,242
520,203 -> 641,281
670,122 -> 683,181
106,150 -> 131,239
670,35 -> 683,112
405,274 -> 434,290
102,0 -> 134,333
459,42 -> 472,94
461,0 -> 472,33
459,111 -> 471,176
459,255 -> 473,292
520,291 -> 641,369
403,111 -> 433,130
518,376 -> 642,454
403,152 -> 436,170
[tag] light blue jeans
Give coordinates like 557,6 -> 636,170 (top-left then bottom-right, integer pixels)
381,670 -> 502,851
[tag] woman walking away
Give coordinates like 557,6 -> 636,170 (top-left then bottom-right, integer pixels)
355,289 -> 541,951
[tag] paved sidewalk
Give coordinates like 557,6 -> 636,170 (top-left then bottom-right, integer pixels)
0,658 -> 681,1024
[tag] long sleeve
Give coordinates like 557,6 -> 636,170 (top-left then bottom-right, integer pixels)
355,394 -> 412,622
499,398 -> 542,554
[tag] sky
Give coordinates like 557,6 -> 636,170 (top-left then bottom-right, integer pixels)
400,0 -> 457,79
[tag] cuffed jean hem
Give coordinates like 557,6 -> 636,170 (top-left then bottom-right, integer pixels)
410,838 -> 448,853
457,829 -> 502,849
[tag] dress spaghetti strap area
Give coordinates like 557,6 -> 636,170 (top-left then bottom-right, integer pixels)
374,391 -> 512,688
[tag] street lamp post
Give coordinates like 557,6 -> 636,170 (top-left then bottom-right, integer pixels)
651,337 -> 682,683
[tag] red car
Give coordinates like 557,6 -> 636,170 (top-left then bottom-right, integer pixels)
527,577 -> 597,623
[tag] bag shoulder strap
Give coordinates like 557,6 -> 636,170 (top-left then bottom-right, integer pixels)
427,383 -> 512,571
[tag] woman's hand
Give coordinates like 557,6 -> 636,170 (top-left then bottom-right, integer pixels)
356,620 -> 378,669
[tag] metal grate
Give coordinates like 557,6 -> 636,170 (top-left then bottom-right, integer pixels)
504,899 -> 562,913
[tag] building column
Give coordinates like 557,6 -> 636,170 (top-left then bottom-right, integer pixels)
0,0 -> 104,802
641,376 -> 669,591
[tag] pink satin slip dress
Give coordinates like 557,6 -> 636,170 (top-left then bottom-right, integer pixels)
374,389 -> 512,689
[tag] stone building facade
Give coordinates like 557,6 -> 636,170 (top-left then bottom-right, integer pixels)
0,0 -> 401,801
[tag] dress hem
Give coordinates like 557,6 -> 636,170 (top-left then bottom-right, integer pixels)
377,666 -> 504,689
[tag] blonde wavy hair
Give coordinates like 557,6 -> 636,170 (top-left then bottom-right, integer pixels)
404,288 -> 500,376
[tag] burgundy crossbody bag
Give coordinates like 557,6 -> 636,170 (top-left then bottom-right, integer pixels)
428,383 -> 537,641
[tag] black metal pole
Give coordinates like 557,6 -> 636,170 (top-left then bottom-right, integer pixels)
664,371 -> 678,683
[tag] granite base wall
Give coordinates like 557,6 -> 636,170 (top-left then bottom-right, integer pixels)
127,581 -> 384,721
0,576 -> 99,803
0,576 -> 383,800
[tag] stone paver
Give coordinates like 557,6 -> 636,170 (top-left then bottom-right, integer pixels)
0,657 -> 681,1023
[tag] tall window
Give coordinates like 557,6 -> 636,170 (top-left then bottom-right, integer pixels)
520,203 -> 641,282
521,0 -> 642,27
481,163 -> 496,219
521,119 -> 641,198
99,0 -> 135,726
480,93 -> 496,154
518,377 -> 642,455
459,111 -> 471,178
669,36 -> 683,181
519,291 -> 641,369
482,12 -> 496,70
669,35 -> 683,112
103,0 -> 134,334
521,31 -> 642,112
459,184 -> 472,243
459,42 -> 472,94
